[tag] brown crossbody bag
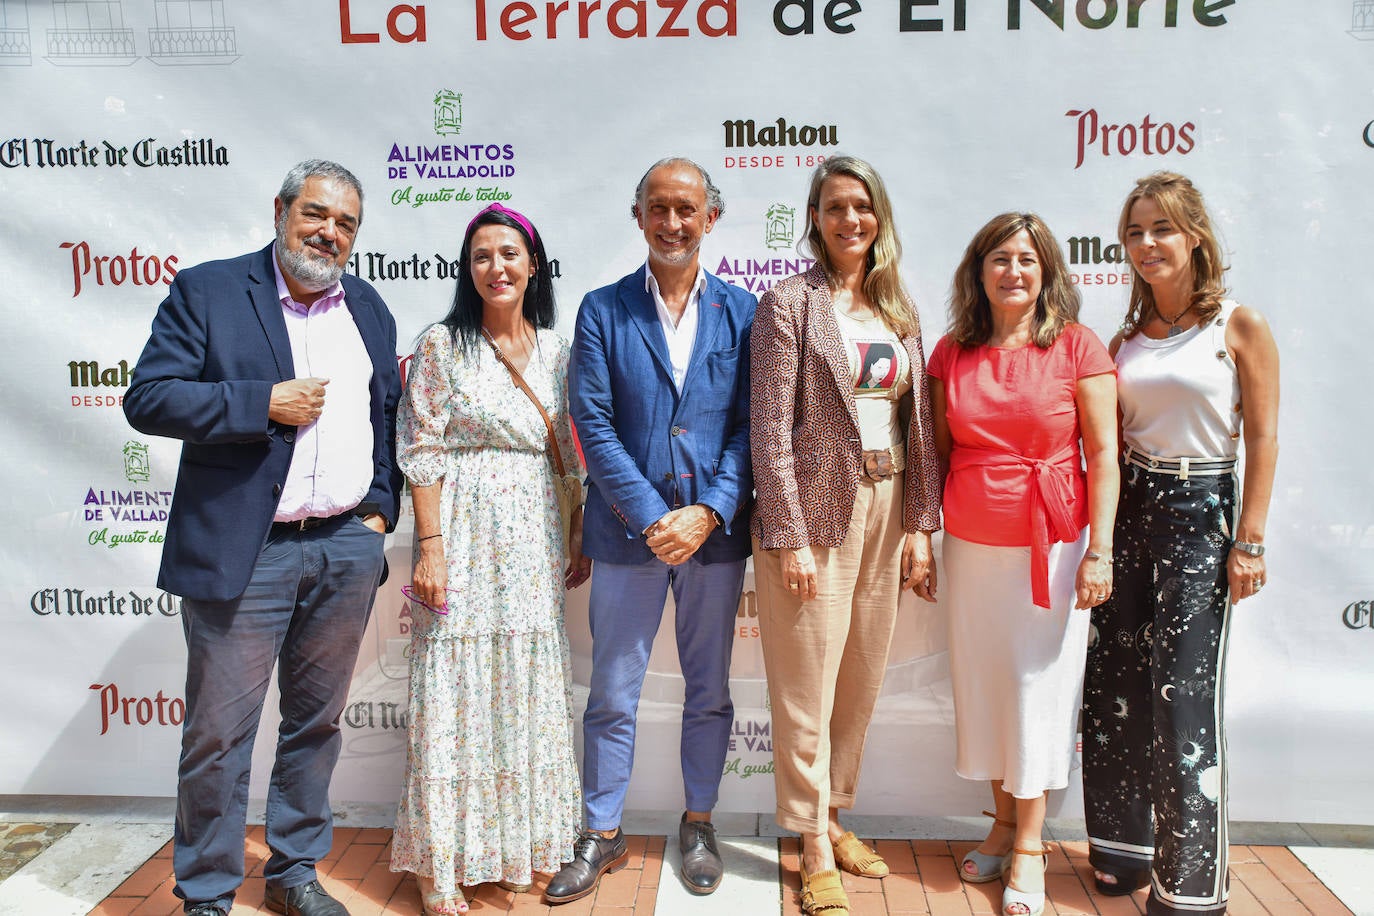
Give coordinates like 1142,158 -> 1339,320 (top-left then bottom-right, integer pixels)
481,329 -> 582,557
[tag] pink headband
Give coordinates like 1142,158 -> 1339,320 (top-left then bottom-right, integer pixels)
465,202 -> 538,246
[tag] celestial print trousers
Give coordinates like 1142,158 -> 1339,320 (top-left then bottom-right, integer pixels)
1082,463 -> 1236,916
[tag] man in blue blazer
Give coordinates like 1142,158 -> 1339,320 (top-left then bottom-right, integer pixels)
125,160 -> 401,916
548,159 -> 755,903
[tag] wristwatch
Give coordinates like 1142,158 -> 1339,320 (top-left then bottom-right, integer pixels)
1232,541 -> 1265,557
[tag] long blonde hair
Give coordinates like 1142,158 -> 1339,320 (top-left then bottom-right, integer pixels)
801,156 -> 919,336
1118,172 -> 1228,338
948,212 -> 1080,349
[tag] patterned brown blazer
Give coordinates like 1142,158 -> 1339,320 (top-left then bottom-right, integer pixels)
750,266 -> 942,550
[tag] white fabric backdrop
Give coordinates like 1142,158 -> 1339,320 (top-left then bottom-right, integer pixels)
2,0 -> 1371,823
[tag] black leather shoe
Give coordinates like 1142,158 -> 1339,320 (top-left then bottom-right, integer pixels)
545,828 -> 629,904
263,879 -> 349,916
186,906 -> 227,916
678,813 -> 724,894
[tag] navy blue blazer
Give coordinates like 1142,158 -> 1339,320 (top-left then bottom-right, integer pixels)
124,244 -> 402,603
569,266 -> 755,566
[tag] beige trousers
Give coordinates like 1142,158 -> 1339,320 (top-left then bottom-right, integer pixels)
754,473 -> 906,834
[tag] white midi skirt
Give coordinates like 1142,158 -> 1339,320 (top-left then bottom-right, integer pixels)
945,528 -> 1091,798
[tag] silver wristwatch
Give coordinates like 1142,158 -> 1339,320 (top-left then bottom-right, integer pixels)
1232,541 -> 1265,557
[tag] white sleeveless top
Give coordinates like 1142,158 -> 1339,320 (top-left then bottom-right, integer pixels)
1115,299 -> 1242,459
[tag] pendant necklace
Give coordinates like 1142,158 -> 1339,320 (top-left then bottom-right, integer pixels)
1158,305 -> 1191,337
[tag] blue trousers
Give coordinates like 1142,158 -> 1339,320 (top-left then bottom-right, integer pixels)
581,556 -> 746,830
172,515 -> 385,911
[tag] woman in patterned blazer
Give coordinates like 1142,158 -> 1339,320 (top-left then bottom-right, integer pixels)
750,156 -> 943,916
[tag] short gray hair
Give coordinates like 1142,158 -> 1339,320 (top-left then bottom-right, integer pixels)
277,159 -> 365,224
630,157 -> 724,221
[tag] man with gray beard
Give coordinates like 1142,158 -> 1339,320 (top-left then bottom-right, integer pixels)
125,160 -> 401,916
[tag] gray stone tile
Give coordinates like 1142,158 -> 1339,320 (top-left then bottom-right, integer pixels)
0,822 -> 170,916
0,795 -> 173,825
1046,818 -> 1088,842
1228,821 -> 1316,846
330,801 -> 399,828
619,809 -> 761,838
761,815 -> 1005,841
1290,846 -> 1374,916
1299,823 -> 1374,848
656,837 -> 779,915
0,823 -> 76,881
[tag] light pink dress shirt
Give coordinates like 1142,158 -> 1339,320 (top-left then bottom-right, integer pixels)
271,256 -> 375,522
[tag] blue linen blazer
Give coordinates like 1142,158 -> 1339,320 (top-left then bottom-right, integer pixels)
569,266 -> 755,566
124,244 -> 402,603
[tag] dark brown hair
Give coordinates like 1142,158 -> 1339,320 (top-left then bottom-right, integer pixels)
948,212 -> 1079,348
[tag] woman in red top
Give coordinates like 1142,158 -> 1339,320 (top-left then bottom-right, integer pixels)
928,213 -> 1118,916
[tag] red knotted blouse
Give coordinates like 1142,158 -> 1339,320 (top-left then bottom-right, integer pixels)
926,323 -> 1114,608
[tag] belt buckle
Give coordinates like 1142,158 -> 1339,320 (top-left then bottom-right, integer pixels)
862,449 -> 892,482
295,515 -> 330,532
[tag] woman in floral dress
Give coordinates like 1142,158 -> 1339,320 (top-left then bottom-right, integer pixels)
390,203 -> 590,915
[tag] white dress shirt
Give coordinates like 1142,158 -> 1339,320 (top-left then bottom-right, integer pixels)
644,262 -> 707,392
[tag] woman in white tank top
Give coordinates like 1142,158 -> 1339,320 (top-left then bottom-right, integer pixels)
1081,173 -> 1279,916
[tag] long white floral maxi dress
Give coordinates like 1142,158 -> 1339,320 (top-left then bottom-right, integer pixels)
389,324 -> 582,891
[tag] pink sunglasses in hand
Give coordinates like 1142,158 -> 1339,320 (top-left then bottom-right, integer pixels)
400,584 -> 457,616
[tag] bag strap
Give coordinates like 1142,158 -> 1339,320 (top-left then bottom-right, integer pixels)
480,328 -> 568,477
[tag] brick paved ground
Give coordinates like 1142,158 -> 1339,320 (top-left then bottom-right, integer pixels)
89,829 -> 1353,916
